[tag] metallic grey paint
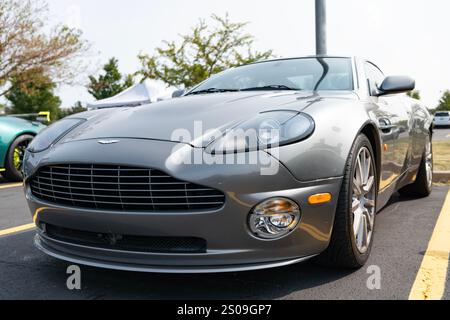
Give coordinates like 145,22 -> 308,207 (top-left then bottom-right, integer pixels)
23,56 -> 433,273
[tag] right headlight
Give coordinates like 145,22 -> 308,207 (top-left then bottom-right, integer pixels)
28,118 -> 85,153
206,111 -> 315,154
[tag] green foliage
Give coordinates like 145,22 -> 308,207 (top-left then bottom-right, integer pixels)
137,14 -> 274,88
437,90 -> 450,112
88,57 -> 134,100
58,101 -> 87,119
5,69 -> 61,121
406,90 -> 421,100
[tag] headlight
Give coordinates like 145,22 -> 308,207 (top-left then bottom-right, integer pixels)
207,111 -> 314,154
28,118 -> 85,153
248,198 -> 301,240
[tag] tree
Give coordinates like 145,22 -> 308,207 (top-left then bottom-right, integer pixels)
0,0 -> 89,97
137,14 -> 274,88
58,101 -> 87,119
407,90 -> 421,100
436,90 -> 450,112
88,57 -> 134,100
5,69 -> 61,121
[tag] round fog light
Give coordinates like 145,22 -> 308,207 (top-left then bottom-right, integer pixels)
249,198 -> 301,240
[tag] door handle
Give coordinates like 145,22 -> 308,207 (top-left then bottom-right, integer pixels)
378,118 -> 395,134
380,124 -> 395,134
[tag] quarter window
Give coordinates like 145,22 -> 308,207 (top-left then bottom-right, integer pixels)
364,62 -> 385,96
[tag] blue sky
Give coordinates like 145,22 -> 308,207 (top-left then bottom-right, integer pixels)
45,0 -> 450,108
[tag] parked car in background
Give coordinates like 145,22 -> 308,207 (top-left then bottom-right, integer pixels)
0,113 -> 48,182
433,111 -> 450,127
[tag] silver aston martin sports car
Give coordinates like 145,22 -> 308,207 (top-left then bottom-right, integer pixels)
23,56 -> 433,273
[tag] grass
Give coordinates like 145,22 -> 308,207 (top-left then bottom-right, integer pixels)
433,141 -> 450,172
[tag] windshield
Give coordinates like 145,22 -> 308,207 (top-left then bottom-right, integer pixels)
435,112 -> 449,117
190,57 -> 354,94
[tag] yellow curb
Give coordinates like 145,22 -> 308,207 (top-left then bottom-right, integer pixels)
409,190 -> 450,300
0,223 -> 35,237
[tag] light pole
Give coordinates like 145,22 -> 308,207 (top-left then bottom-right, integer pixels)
315,0 -> 327,55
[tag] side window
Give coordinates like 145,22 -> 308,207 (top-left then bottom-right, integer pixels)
364,62 -> 385,96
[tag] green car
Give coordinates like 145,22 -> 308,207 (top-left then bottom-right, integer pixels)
0,113 -> 48,182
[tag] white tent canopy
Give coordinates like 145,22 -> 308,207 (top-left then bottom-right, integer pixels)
87,80 -> 178,110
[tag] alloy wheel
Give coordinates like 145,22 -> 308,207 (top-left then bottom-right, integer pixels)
13,139 -> 31,171
352,147 -> 376,254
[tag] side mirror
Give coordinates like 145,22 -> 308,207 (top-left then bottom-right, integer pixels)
377,76 -> 415,96
172,89 -> 185,98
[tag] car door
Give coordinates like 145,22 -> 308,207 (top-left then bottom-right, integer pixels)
364,62 -> 411,190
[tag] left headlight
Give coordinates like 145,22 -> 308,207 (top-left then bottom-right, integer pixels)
206,111 -> 315,154
28,118 -> 85,153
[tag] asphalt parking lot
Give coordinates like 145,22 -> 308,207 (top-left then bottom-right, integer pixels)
0,178 -> 449,300
0,130 -> 449,300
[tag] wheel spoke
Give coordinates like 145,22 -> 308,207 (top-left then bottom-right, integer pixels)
363,176 -> 375,194
356,156 -> 364,187
356,213 -> 366,249
352,199 -> 360,213
363,150 -> 371,184
362,215 -> 369,247
363,209 -> 373,232
353,208 -> 363,236
353,178 -> 363,197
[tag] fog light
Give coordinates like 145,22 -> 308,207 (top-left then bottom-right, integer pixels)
249,198 -> 301,240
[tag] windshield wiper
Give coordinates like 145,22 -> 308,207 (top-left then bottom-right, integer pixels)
240,85 -> 301,91
186,88 -> 240,95
187,85 -> 301,95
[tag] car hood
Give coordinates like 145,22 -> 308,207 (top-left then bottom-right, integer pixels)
62,90 -> 358,148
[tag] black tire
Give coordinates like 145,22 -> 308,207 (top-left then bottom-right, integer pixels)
3,134 -> 34,182
399,135 -> 433,198
315,134 -> 378,268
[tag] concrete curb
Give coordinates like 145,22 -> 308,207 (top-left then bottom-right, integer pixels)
434,171 -> 450,183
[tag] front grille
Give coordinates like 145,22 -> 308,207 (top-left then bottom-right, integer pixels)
30,164 -> 225,212
44,224 -> 207,253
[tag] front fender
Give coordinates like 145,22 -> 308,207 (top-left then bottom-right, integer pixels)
267,100 -> 377,182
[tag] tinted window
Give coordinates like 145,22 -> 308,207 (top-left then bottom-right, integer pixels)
191,58 -> 354,92
435,112 -> 449,117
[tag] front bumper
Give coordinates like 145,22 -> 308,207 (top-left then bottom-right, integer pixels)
434,120 -> 450,126
24,138 -> 342,273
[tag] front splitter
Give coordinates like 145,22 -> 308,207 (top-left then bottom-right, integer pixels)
35,235 -> 316,274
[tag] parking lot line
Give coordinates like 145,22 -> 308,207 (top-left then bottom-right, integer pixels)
0,183 -> 23,190
409,191 -> 450,300
0,223 -> 35,237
